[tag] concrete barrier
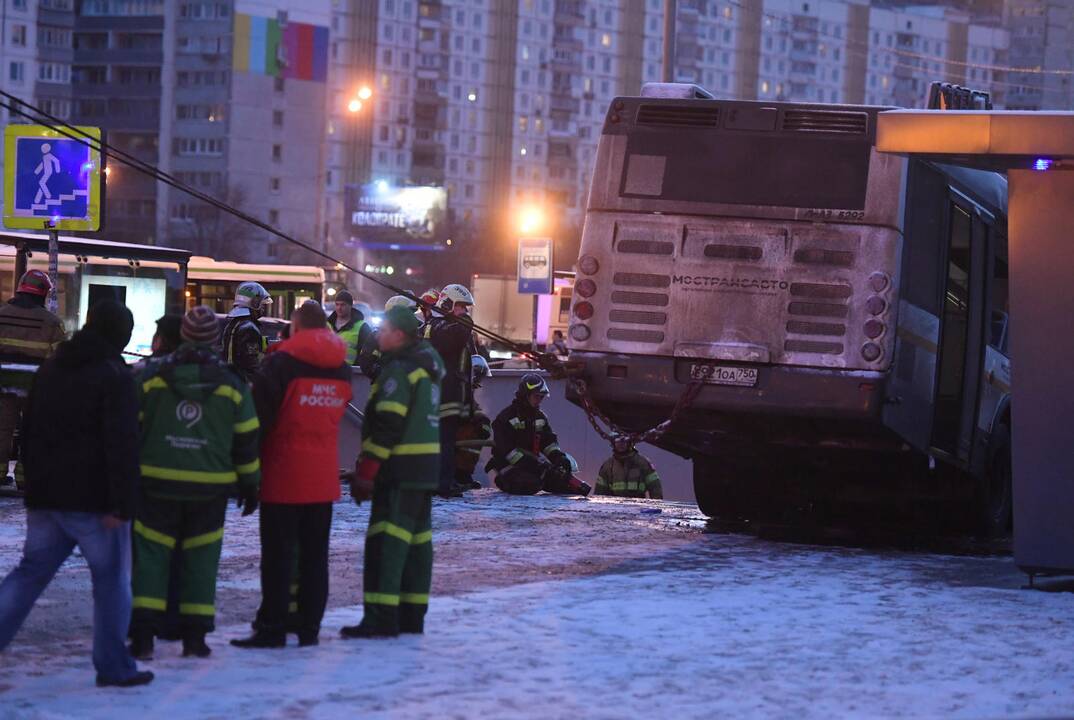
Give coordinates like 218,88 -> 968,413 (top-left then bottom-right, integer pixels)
339,369 -> 697,502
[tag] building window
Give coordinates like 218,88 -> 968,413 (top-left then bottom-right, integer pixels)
11,24 -> 26,46
272,144 -> 282,161
270,177 -> 282,193
268,209 -> 279,225
600,33 -> 611,47
274,76 -> 285,93
273,110 -> 283,127
8,62 -> 24,83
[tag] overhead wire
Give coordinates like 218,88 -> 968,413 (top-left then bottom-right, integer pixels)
0,89 -> 559,372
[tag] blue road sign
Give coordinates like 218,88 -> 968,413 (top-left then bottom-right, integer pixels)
518,237 -> 553,295
3,125 -> 102,231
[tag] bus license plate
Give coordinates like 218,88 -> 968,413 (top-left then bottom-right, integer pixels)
689,364 -> 758,387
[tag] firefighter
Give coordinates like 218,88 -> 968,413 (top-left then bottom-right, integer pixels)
454,355 -> 492,490
221,281 -> 271,382
129,306 -> 261,660
357,294 -> 416,381
341,304 -> 444,639
426,284 -> 476,498
595,435 -> 664,499
327,290 -> 373,370
0,270 -> 65,489
417,287 -> 440,326
487,374 -> 591,496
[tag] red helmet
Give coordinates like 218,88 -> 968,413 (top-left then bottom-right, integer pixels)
17,270 -> 53,298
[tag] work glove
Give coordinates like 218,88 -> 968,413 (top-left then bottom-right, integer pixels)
351,457 -> 379,505
236,485 -> 259,517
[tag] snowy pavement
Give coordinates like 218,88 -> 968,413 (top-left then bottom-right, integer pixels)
1,492 -> 1073,719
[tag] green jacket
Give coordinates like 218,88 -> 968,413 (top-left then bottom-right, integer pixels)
360,338 -> 445,490
137,343 -> 261,500
595,450 -> 662,499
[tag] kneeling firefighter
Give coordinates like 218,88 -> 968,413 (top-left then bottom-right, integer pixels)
486,374 -> 590,496
454,355 -> 492,490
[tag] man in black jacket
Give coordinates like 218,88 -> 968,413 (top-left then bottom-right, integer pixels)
0,300 -> 154,688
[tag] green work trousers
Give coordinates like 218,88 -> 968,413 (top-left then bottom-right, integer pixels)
362,484 -> 433,634
131,494 -> 228,633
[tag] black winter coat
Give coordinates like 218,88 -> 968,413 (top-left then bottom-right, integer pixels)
21,327 -> 141,519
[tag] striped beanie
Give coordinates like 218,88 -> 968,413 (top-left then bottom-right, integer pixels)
182,305 -> 219,345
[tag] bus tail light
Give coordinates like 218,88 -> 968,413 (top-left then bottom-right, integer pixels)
569,324 -> 591,342
575,278 -> 597,298
863,319 -> 884,339
869,272 -> 890,292
865,296 -> 886,315
578,255 -> 600,275
574,301 -> 594,320
862,343 -> 882,362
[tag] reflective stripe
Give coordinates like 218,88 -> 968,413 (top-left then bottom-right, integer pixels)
179,603 -> 215,616
460,447 -> 481,455
535,419 -> 546,429
364,592 -> 400,607
361,439 -> 391,460
411,530 -> 432,545
400,593 -> 429,605
290,584 -> 299,595
235,458 -> 260,475
134,520 -> 175,548
142,376 -> 168,393
288,602 -> 298,613
508,417 -> 525,429
214,385 -> 244,405
542,443 -> 561,455
394,442 -> 440,455
0,337 -> 52,351
234,416 -> 260,434
439,401 -> 462,418
506,449 -> 524,465
645,472 -> 660,484
132,596 -> 167,611
407,368 -> 429,384
181,527 -> 224,550
610,482 -> 645,492
368,520 -> 413,543
376,401 -> 409,416
141,464 -> 238,484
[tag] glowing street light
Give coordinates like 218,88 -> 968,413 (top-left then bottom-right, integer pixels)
347,98 -> 363,113
518,205 -> 544,235
358,86 -> 373,101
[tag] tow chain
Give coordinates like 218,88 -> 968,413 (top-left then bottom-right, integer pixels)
568,377 -> 704,448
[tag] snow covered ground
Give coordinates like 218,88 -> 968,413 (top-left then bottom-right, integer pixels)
1,492 -> 1073,719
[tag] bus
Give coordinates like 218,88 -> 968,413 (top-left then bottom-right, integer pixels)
567,84 -> 1012,534
186,256 -> 325,321
0,231 -> 190,358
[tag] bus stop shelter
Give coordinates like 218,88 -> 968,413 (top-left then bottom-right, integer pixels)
877,110 -> 1074,580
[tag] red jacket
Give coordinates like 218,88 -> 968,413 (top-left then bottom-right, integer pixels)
252,328 -> 353,504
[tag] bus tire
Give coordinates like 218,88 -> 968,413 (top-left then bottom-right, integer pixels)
692,455 -> 742,520
977,421 -> 1012,538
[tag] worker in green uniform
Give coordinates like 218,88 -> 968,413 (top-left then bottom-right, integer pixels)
341,305 -> 444,639
129,306 -> 261,660
594,435 -> 663,499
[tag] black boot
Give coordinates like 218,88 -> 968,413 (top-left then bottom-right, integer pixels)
128,629 -> 154,660
231,631 -> 286,649
297,631 -> 319,647
340,623 -> 398,639
96,670 -> 154,688
181,629 -> 212,658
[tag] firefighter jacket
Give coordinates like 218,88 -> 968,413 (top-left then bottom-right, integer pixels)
137,344 -> 261,500
595,451 -> 663,499
359,338 -> 445,491
487,397 -> 567,473
0,295 -> 66,394
425,316 -> 475,419
221,311 -> 264,383
253,328 -> 352,504
327,310 -> 373,367
355,327 -> 381,379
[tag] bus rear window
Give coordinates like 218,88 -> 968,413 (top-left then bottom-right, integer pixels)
620,130 -> 871,210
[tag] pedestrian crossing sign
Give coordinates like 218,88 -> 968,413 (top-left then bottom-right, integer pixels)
3,124 -> 103,231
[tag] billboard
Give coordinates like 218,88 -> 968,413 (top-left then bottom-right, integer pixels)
346,183 -> 448,250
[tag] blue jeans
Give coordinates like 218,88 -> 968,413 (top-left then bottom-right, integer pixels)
0,510 -> 138,682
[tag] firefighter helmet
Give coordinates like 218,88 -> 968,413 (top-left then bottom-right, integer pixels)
517,373 -> 549,398
16,270 -> 53,298
384,294 -> 417,312
232,282 -> 272,311
472,354 -> 491,388
438,283 -> 474,311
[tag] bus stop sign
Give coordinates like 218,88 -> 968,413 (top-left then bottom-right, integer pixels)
3,125 -> 103,231
518,236 -> 553,295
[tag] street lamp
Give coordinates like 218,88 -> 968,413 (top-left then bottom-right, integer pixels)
518,205 -> 544,235
358,86 -> 373,101
347,98 -> 363,113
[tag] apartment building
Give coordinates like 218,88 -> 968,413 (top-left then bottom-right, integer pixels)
1006,0 -> 1074,110
0,0 -> 40,208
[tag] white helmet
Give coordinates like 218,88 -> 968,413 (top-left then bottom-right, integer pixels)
229,281 -> 271,317
384,294 -> 417,312
471,354 -> 490,387
439,283 -> 474,311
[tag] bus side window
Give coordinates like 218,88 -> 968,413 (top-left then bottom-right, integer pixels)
989,252 -> 1009,354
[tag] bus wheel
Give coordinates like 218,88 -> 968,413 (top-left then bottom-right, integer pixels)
977,422 -> 1012,538
692,455 -> 744,521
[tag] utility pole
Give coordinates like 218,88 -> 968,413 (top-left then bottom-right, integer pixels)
662,0 -> 677,83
